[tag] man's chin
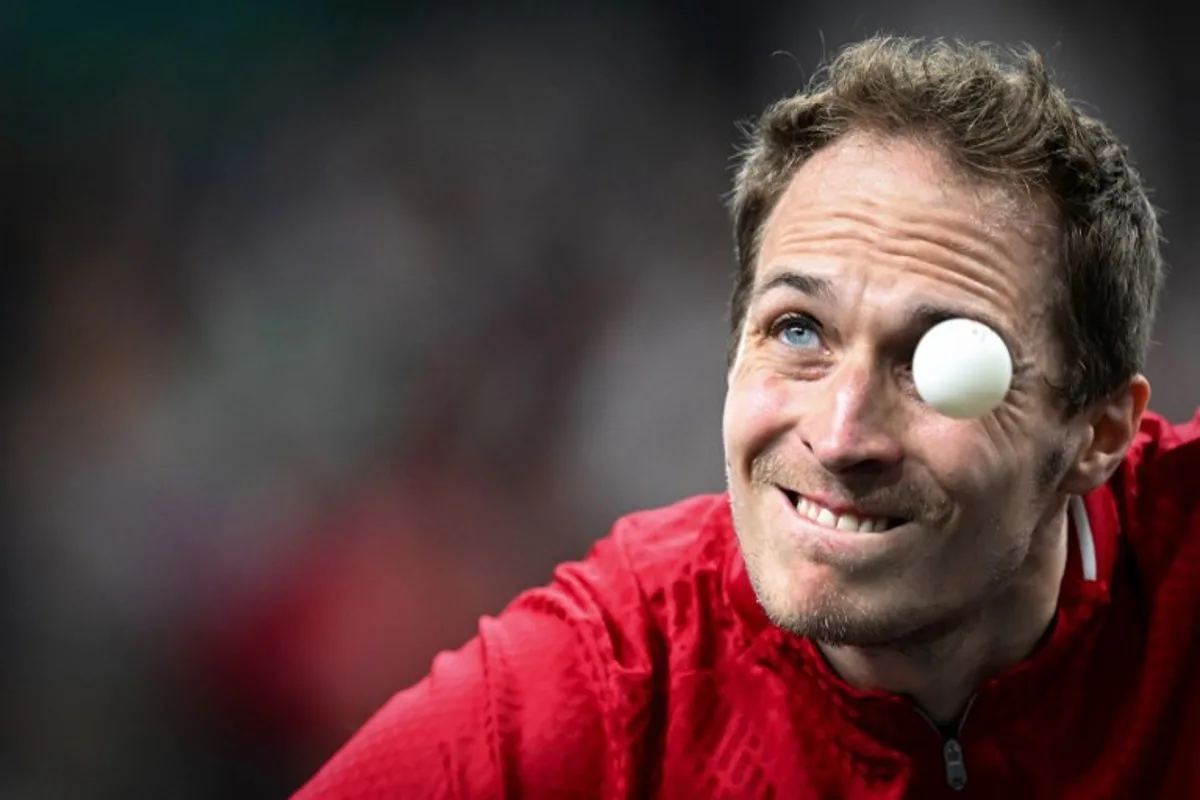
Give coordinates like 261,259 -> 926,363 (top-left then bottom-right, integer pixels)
761,593 -> 965,650
749,567 -> 929,647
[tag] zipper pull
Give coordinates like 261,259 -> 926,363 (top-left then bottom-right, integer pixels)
942,739 -> 968,791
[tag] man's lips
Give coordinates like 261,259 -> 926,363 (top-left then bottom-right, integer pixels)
778,488 -> 907,534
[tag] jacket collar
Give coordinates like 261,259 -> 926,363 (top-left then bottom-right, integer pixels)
720,486 -> 1121,752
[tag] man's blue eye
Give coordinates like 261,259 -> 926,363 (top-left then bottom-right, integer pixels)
779,319 -> 821,349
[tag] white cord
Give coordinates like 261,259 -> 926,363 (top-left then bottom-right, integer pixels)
1069,495 -> 1098,581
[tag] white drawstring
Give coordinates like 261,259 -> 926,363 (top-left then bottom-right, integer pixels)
1069,495 -> 1098,581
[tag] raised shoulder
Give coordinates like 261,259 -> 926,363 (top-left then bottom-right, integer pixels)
607,494 -> 749,672
1113,409 -> 1200,587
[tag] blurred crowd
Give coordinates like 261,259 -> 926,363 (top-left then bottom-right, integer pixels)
2,1 -> 1196,797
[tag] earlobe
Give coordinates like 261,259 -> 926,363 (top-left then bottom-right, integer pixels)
1060,375 -> 1151,494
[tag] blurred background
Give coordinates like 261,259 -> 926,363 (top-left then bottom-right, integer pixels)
1,0 -> 1196,797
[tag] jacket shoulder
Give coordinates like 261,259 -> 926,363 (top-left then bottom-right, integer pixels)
606,494 -> 733,593
601,494 -> 746,670
1114,409 -> 1200,582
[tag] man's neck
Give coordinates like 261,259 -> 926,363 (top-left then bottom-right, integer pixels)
819,510 -> 1070,727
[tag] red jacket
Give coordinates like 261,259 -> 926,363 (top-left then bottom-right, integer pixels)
294,411 -> 1200,798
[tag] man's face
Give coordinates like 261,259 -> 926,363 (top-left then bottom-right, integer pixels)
723,132 -> 1074,647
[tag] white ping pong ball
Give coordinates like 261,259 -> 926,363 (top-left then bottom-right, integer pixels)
912,318 -> 1013,419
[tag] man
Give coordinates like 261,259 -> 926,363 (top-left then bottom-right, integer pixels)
294,36 -> 1200,798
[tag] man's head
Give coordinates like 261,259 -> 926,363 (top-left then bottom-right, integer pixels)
722,36 -> 1159,647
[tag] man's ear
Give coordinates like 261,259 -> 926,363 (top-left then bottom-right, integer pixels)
1060,374 -> 1151,494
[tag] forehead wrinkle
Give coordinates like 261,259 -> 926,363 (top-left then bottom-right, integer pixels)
764,212 -> 1024,315
770,193 -> 1027,268
819,133 -> 1055,259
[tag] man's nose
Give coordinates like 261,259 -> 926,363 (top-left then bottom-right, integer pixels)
801,356 -> 905,476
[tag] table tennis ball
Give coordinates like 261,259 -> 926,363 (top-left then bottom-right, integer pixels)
912,318 -> 1013,419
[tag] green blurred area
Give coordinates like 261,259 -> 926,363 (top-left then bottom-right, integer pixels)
0,0 -> 413,137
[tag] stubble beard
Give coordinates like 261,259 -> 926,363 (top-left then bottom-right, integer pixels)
725,429 -> 1073,652
727,455 -> 976,649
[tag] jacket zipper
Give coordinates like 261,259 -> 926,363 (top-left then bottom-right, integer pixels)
912,693 -> 977,792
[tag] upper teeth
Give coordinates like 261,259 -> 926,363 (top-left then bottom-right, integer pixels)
796,497 -> 888,533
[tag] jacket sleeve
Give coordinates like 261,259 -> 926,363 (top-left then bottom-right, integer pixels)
291,531 -> 654,799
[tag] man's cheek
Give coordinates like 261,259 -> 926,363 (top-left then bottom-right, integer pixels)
724,376 -> 795,457
907,416 -> 998,484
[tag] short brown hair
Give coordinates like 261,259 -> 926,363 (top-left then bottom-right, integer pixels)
728,36 -> 1163,411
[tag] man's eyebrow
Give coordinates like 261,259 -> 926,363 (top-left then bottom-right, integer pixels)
907,301 -> 1021,361
751,270 -> 1020,357
751,270 -> 836,304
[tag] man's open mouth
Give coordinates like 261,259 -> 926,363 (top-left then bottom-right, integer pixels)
779,488 -> 906,533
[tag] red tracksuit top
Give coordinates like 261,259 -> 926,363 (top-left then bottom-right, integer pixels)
294,411 -> 1200,798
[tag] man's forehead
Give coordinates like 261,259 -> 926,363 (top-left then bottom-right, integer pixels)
753,133 -> 1059,318
763,131 -> 1059,250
